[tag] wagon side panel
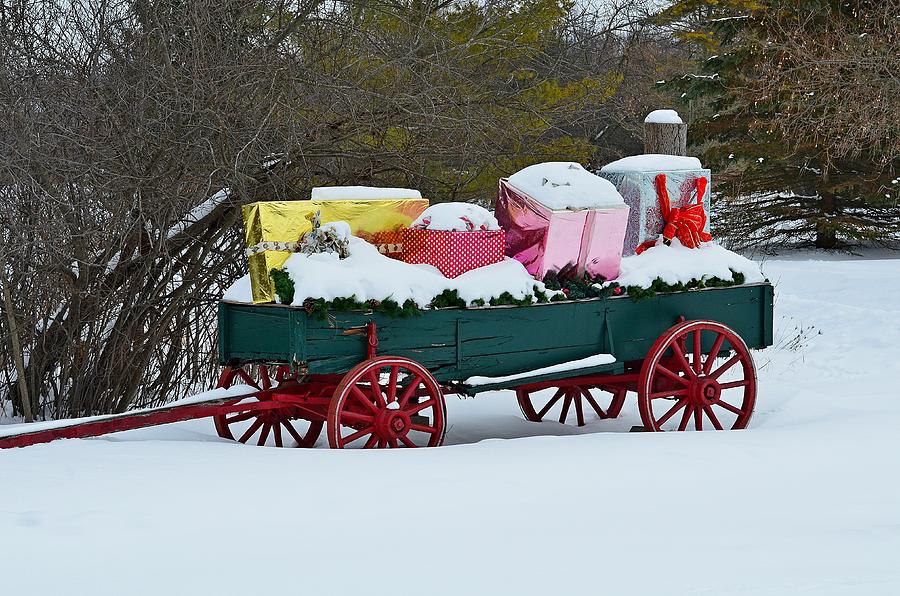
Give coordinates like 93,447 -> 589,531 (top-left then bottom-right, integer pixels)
453,301 -> 609,380
604,284 -> 773,363
303,310 -> 460,376
302,300 -> 616,382
218,303 -> 294,364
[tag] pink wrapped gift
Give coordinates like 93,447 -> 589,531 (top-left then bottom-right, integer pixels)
495,163 -> 629,280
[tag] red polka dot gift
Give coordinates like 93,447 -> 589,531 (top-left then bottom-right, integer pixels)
402,203 -> 506,278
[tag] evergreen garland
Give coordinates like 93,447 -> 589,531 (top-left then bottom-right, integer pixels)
623,270 -> 746,302
270,268 -> 295,304
270,265 -> 750,316
301,296 -> 421,320
542,267 -> 619,300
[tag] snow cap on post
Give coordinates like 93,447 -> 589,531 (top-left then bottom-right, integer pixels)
643,109 -> 687,156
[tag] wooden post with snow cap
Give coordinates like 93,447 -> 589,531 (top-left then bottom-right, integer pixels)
643,109 -> 687,156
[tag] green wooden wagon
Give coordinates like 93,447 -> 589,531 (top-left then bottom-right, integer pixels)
0,281 -> 774,450
213,282 -> 774,449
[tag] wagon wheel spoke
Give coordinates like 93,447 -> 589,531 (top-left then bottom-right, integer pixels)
257,422 -> 271,446
409,423 -> 438,435
655,364 -> 690,386
656,398 -> 688,426
273,422 -> 283,447
692,330 -> 703,374
672,348 -> 696,379
712,398 -> 744,416
703,333 -> 727,375
710,353 -> 742,380
693,406 -> 703,431
559,392 -> 573,424
703,404 -> 723,430
610,387 -> 627,418
400,435 -> 417,448
649,388 -> 689,400
398,375 -> 423,408
386,366 -> 399,404
675,336 -> 688,361
535,388 -> 565,419
677,404 -> 694,431
366,370 -> 386,407
581,389 -> 607,418
350,386 -> 380,414
405,399 -> 435,416
573,391 -> 586,427
363,434 -> 380,449
236,368 -> 261,390
238,418 -> 264,443
719,380 -> 750,390
340,426 -> 375,447
340,410 -> 375,424
259,365 -> 272,390
282,420 -> 306,446
388,437 -> 399,448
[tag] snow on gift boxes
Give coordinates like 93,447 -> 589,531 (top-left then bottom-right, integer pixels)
495,162 -> 629,281
402,203 -> 505,279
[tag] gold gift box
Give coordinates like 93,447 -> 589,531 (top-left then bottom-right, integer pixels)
242,198 -> 428,303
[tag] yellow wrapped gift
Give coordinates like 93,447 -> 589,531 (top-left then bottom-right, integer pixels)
243,189 -> 428,303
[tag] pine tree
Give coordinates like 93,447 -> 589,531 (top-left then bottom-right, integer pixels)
659,0 -> 900,249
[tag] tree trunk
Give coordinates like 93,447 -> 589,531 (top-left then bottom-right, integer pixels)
815,227 -> 837,249
644,122 -> 688,156
0,253 -> 34,422
815,190 -> 838,249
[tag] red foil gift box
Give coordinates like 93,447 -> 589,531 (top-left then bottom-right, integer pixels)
403,228 -> 506,278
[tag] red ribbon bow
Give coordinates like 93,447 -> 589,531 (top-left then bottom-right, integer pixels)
635,173 -> 712,254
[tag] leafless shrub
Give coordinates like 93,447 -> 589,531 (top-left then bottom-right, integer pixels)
0,0 -> 657,419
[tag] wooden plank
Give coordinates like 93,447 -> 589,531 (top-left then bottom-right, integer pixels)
454,361 -> 624,395
290,309 -> 306,364
762,284 -> 775,347
217,302 -> 229,364
220,304 -> 293,363
0,395 -> 274,449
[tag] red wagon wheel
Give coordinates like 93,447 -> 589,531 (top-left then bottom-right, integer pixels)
214,364 -> 324,447
516,385 -> 626,427
327,356 -> 447,449
638,320 -> 757,432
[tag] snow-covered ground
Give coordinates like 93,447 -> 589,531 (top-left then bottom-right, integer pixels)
2,253 -> 899,596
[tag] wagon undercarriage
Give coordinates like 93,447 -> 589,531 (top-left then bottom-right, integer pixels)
208,316 -> 759,449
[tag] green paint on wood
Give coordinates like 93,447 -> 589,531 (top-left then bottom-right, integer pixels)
218,283 -> 775,384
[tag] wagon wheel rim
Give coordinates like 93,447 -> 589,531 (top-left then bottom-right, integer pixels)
638,320 -> 756,432
516,384 -> 626,427
328,356 -> 447,449
214,364 -> 324,447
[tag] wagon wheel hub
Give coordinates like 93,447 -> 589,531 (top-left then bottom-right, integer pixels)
376,408 -> 412,439
691,377 -> 721,404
